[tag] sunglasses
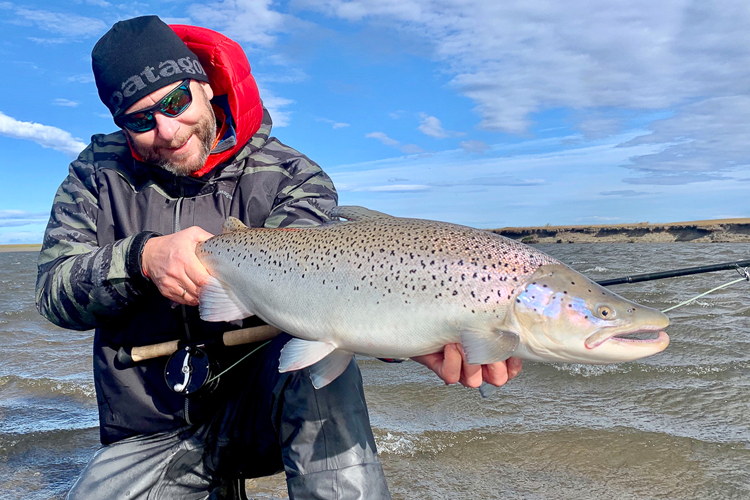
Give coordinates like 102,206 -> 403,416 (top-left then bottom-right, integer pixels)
116,79 -> 193,133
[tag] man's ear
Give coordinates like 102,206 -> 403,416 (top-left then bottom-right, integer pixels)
199,81 -> 214,101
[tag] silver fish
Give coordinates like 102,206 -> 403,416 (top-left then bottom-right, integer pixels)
197,206 -> 669,389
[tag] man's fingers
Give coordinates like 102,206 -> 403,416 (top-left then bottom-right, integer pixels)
441,344 -> 462,385
184,256 -> 212,292
506,357 -> 523,380
459,358 -> 483,388
482,362 -> 510,387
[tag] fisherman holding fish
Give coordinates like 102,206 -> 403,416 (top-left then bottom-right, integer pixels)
35,16 -> 521,500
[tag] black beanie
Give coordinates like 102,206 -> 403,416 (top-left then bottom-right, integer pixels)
92,15 -> 210,118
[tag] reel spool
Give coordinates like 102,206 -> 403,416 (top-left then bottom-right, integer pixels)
164,345 -> 220,396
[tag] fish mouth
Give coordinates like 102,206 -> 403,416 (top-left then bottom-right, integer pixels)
609,330 -> 669,344
585,326 -> 669,349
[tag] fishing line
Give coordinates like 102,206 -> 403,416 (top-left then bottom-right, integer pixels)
205,339 -> 272,385
661,266 -> 750,313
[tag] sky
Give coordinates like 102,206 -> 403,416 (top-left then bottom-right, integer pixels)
1,0 -> 749,244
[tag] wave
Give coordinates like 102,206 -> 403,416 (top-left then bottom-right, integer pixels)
548,360 -> 750,378
0,374 -> 95,399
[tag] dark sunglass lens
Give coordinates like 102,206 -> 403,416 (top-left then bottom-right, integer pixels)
123,112 -> 156,132
161,86 -> 192,116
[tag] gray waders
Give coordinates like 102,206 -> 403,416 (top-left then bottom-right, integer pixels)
66,334 -> 391,499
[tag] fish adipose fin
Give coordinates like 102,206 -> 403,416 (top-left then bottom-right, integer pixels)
330,206 -> 395,222
199,276 -> 254,322
308,349 -> 354,389
222,216 -> 248,234
460,328 -> 520,365
278,338 -> 336,373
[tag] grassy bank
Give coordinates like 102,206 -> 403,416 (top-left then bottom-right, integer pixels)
0,244 -> 42,253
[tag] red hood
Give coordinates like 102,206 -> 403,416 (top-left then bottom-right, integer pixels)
132,24 -> 263,177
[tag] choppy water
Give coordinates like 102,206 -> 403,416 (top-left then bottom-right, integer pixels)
1,244 -> 749,499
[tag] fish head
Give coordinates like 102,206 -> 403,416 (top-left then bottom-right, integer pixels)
505,264 -> 669,363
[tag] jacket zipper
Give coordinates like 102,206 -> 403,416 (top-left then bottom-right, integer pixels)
174,182 -> 193,425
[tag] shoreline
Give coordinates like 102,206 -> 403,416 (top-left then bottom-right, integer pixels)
0,244 -> 42,253
1,218 -> 749,252
491,218 -> 750,244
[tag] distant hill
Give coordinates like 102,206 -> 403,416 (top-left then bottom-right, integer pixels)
492,218 -> 750,243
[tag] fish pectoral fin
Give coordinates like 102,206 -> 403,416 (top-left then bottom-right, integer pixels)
221,216 -> 248,234
330,205 -> 394,222
309,350 -> 354,389
198,276 -> 254,322
459,328 -> 520,365
278,338 -> 336,373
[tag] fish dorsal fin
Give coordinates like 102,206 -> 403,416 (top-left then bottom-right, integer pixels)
330,206 -> 394,222
222,217 -> 248,234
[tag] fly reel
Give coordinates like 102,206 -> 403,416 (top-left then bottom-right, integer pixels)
164,345 -> 220,396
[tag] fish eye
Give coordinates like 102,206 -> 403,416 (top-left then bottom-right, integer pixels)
597,305 -> 615,320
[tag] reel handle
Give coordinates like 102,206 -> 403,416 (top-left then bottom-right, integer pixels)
116,325 -> 281,366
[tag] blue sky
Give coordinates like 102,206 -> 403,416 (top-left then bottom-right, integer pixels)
1,0 -> 749,244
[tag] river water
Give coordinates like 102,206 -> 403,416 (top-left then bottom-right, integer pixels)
1,244 -> 748,499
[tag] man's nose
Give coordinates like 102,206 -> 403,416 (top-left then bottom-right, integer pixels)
153,112 -> 181,141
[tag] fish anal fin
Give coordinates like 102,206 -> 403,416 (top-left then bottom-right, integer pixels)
199,276 -> 254,322
309,350 -> 354,389
222,216 -> 248,234
279,339 -> 336,373
460,328 -> 520,365
330,206 -> 393,222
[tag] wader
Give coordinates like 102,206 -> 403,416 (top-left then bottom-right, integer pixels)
66,334 -> 391,500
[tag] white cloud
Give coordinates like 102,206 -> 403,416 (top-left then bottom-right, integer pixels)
0,112 -> 86,158
187,0 -> 309,48
355,184 -> 430,192
299,0 -> 750,184
28,37 -> 68,45
366,131 -> 400,147
15,8 -> 106,38
0,210 -> 49,227
366,131 -> 425,154
460,140 -> 489,154
417,114 -> 448,138
259,88 -> 294,127
0,230 -> 45,245
619,96 -> 750,183
417,113 -> 464,139
68,74 -> 95,84
316,117 -> 350,129
54,99 -> 80,107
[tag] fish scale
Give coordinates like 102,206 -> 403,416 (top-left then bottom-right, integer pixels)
197,206 -> 670,389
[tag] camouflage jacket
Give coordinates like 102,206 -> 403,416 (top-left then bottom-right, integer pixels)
35,110 -> 338,444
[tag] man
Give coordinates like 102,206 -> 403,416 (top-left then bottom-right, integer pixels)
36,16 -> 522,500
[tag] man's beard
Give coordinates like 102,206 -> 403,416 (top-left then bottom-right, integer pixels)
131,91 -> 217,177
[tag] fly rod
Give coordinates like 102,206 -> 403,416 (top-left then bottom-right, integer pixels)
116,324 -> 281,366
596,259 -> 750,286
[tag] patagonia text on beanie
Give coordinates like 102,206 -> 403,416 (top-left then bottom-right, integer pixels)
92,15 -> 210,119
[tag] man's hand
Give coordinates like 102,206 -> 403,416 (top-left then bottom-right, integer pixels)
141,226 -> 214,306
411,343 -> 522,389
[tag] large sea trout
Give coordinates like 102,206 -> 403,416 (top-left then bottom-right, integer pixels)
197,206 -> 669,389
